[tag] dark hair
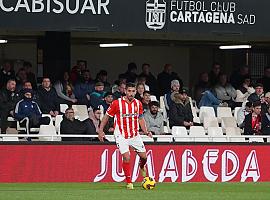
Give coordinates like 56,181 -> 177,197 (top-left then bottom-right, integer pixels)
65,107 -> 73,113
252,101 -> 261,108
23,61 -> 32,68
149,101 -> 159,108
245,101 -> 253,108
136,83 -> 145,89
142,63 -> 150,69
126,82 -> 136,89
128,62 -> 137,71
93,107 -> 101,112
143,91 -> 151,95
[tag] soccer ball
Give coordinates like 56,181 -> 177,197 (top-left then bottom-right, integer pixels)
142,177 -> 156,190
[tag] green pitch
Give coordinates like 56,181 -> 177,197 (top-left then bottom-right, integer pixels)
0,182 -> 270,200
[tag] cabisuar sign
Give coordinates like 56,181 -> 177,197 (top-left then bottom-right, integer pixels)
146,0 -> 256,30
0,0 -> 110,14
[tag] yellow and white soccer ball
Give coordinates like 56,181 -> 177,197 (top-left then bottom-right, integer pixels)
142,177 -> 156,190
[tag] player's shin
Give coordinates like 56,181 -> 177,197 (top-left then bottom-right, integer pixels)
122,161 -> 131,183
139,157 -> 147,177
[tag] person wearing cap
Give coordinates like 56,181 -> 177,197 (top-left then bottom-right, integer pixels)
164,79 -> 181,111
169,90 -> 194,129
89,81 -> 106,108
14,88 -> 50,134
247,83 -> 264,103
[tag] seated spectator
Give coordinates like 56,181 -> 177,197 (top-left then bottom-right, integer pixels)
262,92 -> 270,114
54,72 -> 77,105
209,62 -> 222,87
88,107 -> 102,132
23,61 -> 37,90
135,83 -> 145,101
198,89 -> 225,112
214,73 -> 237,108
136,75 -> 150,91
139,63 -> 158,96
230,65 -> 250,89
235,76 -> 255,106
157,64 -> 183,96
74,69 -> 94,105
15,68 -> 28,91
247,83 -> 264,103
262,105 -> 270,135
257,67 -> 270,93
164,80 -> 181,111
0,61 -> 16,89
19,81 -> 40,104
169,90 -> 193,129
237,101 -> 253,128
95,70 -> 111,92
113,81 -> 126,99
144,101 -> 164,135
60,107 -> 89,141
14,89 -> 50,134
100,92 -> 114,113
70,65 -> 81,84
193,72 -> 210,103
119,62 -> 138,83
141,91 -> 151,112
37,77 -> 60,117
89,82 -> 106,108
244,101 -> 262,135
0,79 -> 20,134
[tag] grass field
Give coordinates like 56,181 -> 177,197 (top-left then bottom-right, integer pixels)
0,182 -> 270,200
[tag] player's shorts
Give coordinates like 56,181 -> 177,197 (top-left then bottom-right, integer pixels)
114,129 -> 146,154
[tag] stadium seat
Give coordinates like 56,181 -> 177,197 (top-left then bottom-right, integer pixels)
189,126 -> 209,142
203,117 -> 219,129
225,127 -> 246,142
234,107 -> 241,121
207,127 -> 227,142
105,135 -> 116,142
141,135 -> 154,142
156,135 -> 173,142
60,104 -> 69,114
199,106 -> 216,123
249,137 -> 264,143
150,95 -> 157,102
2,136 -> 19,141
17,117 -> 40,135
39,125 -> 60,141
217,107 -> 233,118
172,126 -> 191,142
55,115 -> 63,134
221,117 -> 237,128
72,105 -> 88,121
42,114 -> 53,125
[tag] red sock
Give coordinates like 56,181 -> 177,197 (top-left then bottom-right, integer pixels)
122,162 -> 131,183
139,158 -> 147,169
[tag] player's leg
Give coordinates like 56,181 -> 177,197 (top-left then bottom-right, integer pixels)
129,135 -> 147,178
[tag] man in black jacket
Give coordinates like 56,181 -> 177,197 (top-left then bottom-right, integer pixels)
0,79 -> 20,134
169,90 -> 193,129
244,101 -> 262,135
37,77 -> 60,117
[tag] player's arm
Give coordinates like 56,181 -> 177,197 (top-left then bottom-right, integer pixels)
139,117 -> 152,138
98,114 -> 110,142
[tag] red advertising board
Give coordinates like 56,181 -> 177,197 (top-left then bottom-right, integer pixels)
0,144 -> 268,183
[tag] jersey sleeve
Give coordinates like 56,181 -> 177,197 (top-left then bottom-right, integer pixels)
138,101 -> 144,118
106,99 -> 118,117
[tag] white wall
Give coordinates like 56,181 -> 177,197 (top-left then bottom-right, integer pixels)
71,45 -> 190,86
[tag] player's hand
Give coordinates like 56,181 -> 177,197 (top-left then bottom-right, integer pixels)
145,131 -> 153,138
98,130 -> 105,142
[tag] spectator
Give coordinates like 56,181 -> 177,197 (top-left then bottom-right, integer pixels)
198,89 -> 224,111
237,101 -> 253,128
113,81 -> 126,99
19,81 -> 40,104
193,72 -> 210,103
164,80 -> 181,111
261,105 -> 270,135
244,101 -> 262,135
214,73 -> 237,108
0,79 -> 19,134
136,75 -> 150,91
88,107 -> 102,132
257,67 -> 270,93
230,65 -> 250,89
135,83 -> 145,101
144,101 -> 164,135
235,75 -> 255,106
139,63 -> 158,95
95,70 -> 111,92
37,77 -> 59,117
54,72 -> 77,105
141,91 -> 151,112
209,62 -> 222,86
14,89 -> 50,134
60,107 -> 89,141
120,62 -> 138,83
0,61 -> 15,88
15,68 -> 28,91
100,92 -> 114,113
169,90 -> 193,129
262,92 -> 270,114
74,70 -> 94,105
70,65 -> 81,84
77,60 -> 87,71
23,61 -> 37,90
247,83 -> 264,103
157,64 -> 183,96
89,82 -> 106,108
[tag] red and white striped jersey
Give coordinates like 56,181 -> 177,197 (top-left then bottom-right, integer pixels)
106,97 -> 143,139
